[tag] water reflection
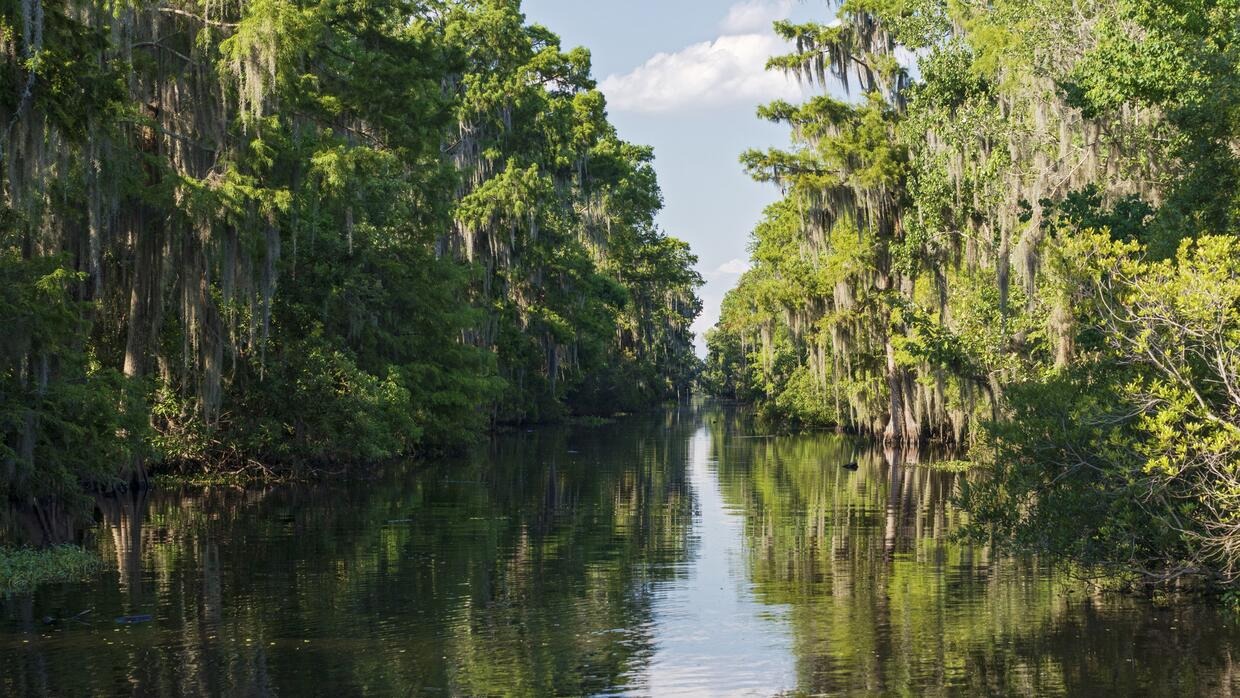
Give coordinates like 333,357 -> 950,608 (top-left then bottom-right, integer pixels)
708,408 -> 1240,696
1,410 -> 699,696
644,429 -> 795,696
2,403 -> 1239,696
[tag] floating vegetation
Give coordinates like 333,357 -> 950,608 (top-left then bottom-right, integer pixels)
0,546 -> 104,594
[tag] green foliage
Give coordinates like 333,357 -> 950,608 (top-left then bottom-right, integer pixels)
0,0 -> 700,524
0,247 -> 147,501
1044,185 -> 1155,245
1064,0 -> 1240,241
962,232 -> 1240,586
768,363 -> 837,428
444,3 -> 701,421
708,0 -> 1240,587
0,544 -> 102,593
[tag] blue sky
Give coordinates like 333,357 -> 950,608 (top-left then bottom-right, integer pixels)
521,0 -> 821,354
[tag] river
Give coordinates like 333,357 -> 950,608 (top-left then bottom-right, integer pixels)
2,402 -> 1238,695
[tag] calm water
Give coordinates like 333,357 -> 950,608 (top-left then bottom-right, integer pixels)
3,403 -> 1239,696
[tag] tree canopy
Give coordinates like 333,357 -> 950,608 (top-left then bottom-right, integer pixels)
0,0 -> 702,516
706,0 -> 1240,588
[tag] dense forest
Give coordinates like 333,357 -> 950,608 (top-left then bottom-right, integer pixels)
705,0 -> 1239,588
0,1 -> 702,515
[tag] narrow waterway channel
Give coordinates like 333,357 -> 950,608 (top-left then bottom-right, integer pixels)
643,428 -> 796,696
2,403 -> 1238,696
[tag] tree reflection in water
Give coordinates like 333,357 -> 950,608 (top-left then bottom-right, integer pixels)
1,403 -> 1238,696
709,406 -> 1240,696
1,409 -> 699,696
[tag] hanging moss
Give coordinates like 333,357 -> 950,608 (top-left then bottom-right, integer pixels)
0,0 -> 702,519
707,0 -> 1235,452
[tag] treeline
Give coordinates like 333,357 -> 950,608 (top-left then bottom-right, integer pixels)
705,0 -> 1240,587
0,0 -> 702,508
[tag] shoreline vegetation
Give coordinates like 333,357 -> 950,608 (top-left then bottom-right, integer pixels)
1,1 -> 702,545
1,0 -> 1236,604
702,0 -> 1239,594
0,545 -> 102,593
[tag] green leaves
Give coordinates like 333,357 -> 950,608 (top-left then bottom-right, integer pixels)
0,545 -> 102,593
1066,0 -> 1240,236
0,248 -> 148,500
964,232 -> 1240,584
712,0 -> 1239,588
0,0 -> 700,504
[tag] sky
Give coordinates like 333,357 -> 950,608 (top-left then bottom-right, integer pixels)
521,0 -> 821,355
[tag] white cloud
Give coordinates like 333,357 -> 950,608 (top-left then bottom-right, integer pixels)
714,258 -> 752,276
599,33 -> 804,114
719,0 -> 793,34
701,258 -> 753,286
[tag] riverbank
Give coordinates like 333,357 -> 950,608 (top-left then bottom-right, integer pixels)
144,408 -> 644,488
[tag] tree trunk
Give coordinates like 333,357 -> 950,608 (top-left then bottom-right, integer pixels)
884,335 -> 905,445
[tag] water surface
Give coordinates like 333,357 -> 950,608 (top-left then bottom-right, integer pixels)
3,403 -> 1239,695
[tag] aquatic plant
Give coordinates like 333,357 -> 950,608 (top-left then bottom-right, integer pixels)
0,544 -> 102,593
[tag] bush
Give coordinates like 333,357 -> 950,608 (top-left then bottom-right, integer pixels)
961,232 -> 1240,588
